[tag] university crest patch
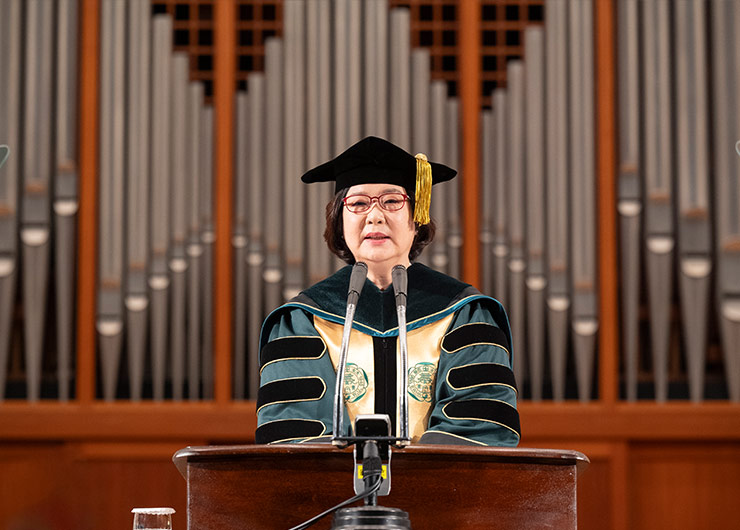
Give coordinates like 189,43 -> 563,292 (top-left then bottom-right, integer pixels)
343,363 -> 368,403
408,362 -> 436,402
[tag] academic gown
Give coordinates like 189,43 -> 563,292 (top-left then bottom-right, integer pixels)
256,263 -> 520,446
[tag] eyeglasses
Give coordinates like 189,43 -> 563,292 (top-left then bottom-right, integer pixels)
342,192 -> 410,213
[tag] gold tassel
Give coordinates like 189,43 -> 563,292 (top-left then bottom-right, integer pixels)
413,153 -> 432,225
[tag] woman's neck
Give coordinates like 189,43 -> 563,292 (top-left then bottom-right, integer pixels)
365,260 -> 411,290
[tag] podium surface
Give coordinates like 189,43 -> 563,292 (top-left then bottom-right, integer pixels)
174,444 -> 588,529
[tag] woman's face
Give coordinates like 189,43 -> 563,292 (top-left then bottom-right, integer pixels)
342,183 -> 416,270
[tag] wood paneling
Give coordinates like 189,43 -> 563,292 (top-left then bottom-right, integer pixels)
214,0 -> 236,404
0,402 -> 257,441
460,0 -> 481,286
77,0 -> 100,404
5,438 -> 740,530
0,443 -> 74,530
595,0 -> 619,406
2,401 -> 740,442
521,440 -> 740,530
72,445 -> 187,530
630,443 -> 740,530
524,441 -> 629,530
0,442 -> 188,530
520,402 -> 740,440
577,457 -> 613,530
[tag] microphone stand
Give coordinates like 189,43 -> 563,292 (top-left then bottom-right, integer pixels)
334,266 -> 413,528
333,262 -> 368,444
330,417 -> 411,530
392,265 -> 410,445
299,263 -> 411,529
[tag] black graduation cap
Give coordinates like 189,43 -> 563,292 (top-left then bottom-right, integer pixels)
301,136 -> 457,225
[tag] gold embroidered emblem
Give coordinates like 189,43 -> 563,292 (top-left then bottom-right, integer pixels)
408,362 -> 436,402
343,363 -> 369,403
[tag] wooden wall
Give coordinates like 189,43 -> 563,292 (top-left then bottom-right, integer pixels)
3,403 -> 740,529
0,441 -> 188,530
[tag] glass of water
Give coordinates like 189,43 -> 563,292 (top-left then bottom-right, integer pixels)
131,507 -> 175,530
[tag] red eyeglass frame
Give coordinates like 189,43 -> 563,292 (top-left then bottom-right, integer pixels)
342,192 -> 411,213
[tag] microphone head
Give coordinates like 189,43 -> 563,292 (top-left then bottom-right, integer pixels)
391,264 -> 408,298
348,261 -> 368,296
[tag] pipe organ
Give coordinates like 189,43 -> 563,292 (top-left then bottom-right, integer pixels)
482,0 -> 739,402
0,0 -> 738,407
234,0 -> 463,399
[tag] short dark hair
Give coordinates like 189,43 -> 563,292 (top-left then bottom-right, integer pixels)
324,188 -> 436,265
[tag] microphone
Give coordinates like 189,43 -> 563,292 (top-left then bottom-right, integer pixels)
332,262 -> 368,444
347,261 -> 368,306
391,265 -> 410,444
391,265 -> 407,306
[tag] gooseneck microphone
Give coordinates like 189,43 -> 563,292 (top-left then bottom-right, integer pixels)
332,261 -> 369,444
391,265 -> 410,444
291,263 -> 413,529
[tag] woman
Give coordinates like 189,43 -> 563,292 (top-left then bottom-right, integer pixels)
256,137 -> 519,446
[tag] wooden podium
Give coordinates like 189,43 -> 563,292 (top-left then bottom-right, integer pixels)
173,444 -> 588,529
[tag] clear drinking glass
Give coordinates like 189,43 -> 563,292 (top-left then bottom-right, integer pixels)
131,507 -> 175,530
